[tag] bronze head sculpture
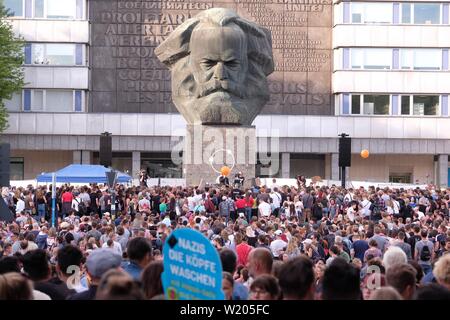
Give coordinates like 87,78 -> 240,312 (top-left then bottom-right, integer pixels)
155,8 -> 274,125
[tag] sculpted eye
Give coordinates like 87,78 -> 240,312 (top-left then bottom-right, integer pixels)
202,59 -> 216,69
226,60 -> 239,68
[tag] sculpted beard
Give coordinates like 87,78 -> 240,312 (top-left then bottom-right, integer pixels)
195,79 -> 246,99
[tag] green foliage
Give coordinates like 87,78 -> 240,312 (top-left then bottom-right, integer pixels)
0,2 -> 25,132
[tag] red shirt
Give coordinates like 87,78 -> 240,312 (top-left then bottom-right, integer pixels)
235,198 -> 246,209
236,243 -> 252,267
244,197 -> 254,208
62,191 -> 73,203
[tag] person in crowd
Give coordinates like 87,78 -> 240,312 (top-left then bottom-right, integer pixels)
322,258 -> 362,300
121,237 -> 153,281
0,181 -> 447,301
0,272 -> 34,300
247,248 -> 273,280
369,287 -> 402,300
141,261 -> 164,300
220,248 -> 249,300
68,248 -> 122,300
222,272 -> 234,300
385,263 -> 417,300
95,269 -> 144,300
249,274 -> 280,300
278,256 -> 315,300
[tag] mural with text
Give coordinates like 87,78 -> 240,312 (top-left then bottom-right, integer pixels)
90,0 -> 333,115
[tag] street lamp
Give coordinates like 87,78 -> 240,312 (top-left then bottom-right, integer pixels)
105,169 -> 118,219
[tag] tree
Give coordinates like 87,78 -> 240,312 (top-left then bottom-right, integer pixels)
0,2 -> 24,132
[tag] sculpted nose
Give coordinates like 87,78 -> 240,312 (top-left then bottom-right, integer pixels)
213,62 -> 227,80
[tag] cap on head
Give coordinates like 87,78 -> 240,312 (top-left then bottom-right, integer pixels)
86,248 -> 122,279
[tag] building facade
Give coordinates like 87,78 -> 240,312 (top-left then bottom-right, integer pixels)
1,0 -> 449,187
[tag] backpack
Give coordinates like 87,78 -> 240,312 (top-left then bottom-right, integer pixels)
420,242 -> 431,261
76,198 -> 87,215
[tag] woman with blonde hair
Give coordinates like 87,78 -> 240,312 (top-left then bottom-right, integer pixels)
285,236 -> 301,259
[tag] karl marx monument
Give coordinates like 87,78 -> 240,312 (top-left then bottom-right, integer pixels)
155,8 -> 274,185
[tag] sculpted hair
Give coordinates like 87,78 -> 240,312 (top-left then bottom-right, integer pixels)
155,8 -> 273,74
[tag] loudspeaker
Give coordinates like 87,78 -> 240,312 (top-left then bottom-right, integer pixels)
99,133 -> 112,167
339,137 -> 351,167
0,198 -> 14,223
0,143 -> 10,187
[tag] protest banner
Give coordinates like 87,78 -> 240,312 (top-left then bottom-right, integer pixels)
162,228 -> 225,300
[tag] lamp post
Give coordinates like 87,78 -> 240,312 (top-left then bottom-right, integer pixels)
106,169 -> 118,220
51,172 -> 56,228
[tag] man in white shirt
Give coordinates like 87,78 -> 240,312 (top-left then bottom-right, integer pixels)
269,188 -> 282,215
392,197 -> 400,216
360,196 -> 372,218
270,230 -> 287,259
258,199 -> 272,218
16,197 -> 25,214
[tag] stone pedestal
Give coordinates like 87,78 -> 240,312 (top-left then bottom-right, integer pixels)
183,125 -> 256,187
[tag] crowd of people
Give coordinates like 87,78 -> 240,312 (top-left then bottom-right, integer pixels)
0,177 -> 449,300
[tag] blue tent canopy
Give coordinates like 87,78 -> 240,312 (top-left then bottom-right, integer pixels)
36,164 -> 132,184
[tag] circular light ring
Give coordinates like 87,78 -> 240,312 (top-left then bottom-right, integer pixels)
208,149 -> 235,174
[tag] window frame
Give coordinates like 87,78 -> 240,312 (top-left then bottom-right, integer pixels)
399,94 -> 441,116
349,48 -> 392,70
22,89 -> 84,112
12,0 -> 86,20
350,2 -> 393,24
399,48 -> 442,71
25,43 -> 85,66
348,94 -> 392,116
4,0 -> 25,18
401,2 -> 442,25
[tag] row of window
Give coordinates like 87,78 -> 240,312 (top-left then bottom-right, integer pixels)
341,48 -> 449,70
24,43 -> 85,66
343,2 -> 449,25
340,94 -> 449,116
5,89 -> 85,112
4,0 -> 85,20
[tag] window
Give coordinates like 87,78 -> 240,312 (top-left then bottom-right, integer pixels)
400,49 -> 441,70
350,94 -> 389,115
401,95 -> 440,115
47,0 -> 76,19
4,92 -> 22,111
413,95 -> 439,115
28,43 -> 82,65
32,90 -> 44,110
351,95 -> 361,114
413,49 -> 441,70
22,89 -> 83,112
34,0 -> 45,18
4,0 -> 23,17
350,48 -> 391,70
351,2 -> 392,24
389,173 -> 412,184
401,3 -> 441,24
10,158 -> 24,181
4,0 -> 85,20
401,3 -> 411,23
363,95 -> 390,115
401,96 -> 411,115
351,49 -> 363,69
45,90 -> 73,112
414,3 -> 440,24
